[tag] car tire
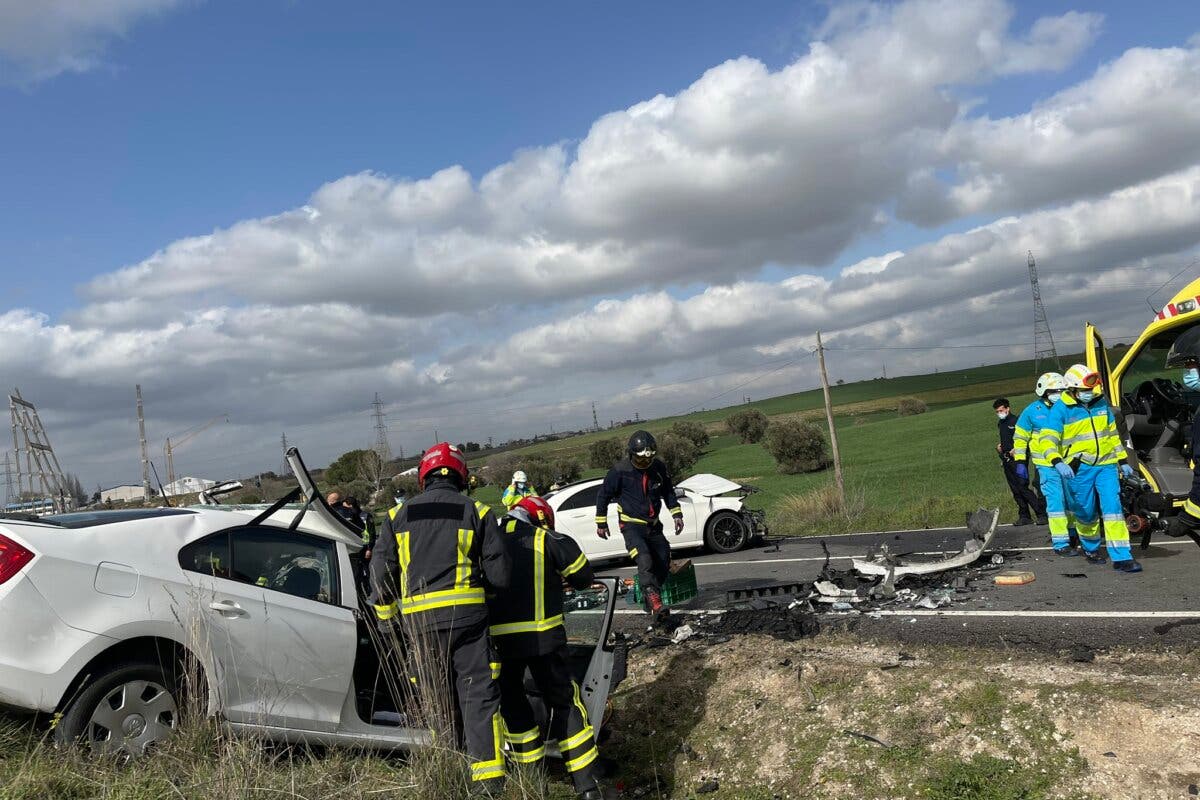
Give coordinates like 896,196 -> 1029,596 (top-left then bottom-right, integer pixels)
54,661 -> 182,759
704,511 -> 749,554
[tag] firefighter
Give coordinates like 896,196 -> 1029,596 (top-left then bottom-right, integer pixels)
370,443 -> 512,792
1040,365 -> 1143,573
595,430 -> 683,616
1165,326 -> 1200,541
993,397 -> 1046,526
1012,373 -> 1079,553
489,495 -> 604,800
502,470 -> 536,510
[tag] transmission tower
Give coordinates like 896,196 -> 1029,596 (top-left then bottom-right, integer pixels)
1027,251 -> 1061,374
371,393 -> 392,462
280,432 -> 289,475
9,389 -> 72,512
3,452 -> 14,506
136,385 -> 151,501
592,402 -> 599,432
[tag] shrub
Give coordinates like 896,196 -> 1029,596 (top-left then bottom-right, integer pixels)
588,437 -> 624,469
725,409 -> 769,444
897,397 -> 928,416
389,475 -> 420,501
669,420 -> 710,449
763,419 -> 830,474
658,433 -> 699,478
235,491 -> 262,504
549,458 -> 583,487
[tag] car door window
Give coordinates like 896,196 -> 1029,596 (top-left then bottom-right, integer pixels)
180,534 -> 231,579
180,526 -> 337,604
558,485 -> 601,511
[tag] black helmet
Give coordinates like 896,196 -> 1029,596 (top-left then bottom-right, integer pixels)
627,430 -> 657,469
1165,325 -> 1200,368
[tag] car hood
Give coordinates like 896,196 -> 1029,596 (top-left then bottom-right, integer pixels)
676,473 -> 744,497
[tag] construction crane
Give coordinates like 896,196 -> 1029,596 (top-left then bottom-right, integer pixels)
164,415 -> 228,496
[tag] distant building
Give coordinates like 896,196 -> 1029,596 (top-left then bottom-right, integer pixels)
164,476 -> 216,496
395,467 -> 419,478
100,485 -> 144,504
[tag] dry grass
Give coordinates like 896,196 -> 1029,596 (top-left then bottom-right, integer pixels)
768,481 -> 868,535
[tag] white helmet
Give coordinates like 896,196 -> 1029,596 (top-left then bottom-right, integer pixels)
1063,363 -> 1100,390
513,470 -> 528,484
1035,372 -> 1066,397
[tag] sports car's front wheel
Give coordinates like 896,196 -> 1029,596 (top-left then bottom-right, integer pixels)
704,511 -> 749,554
54,662 -> 181,759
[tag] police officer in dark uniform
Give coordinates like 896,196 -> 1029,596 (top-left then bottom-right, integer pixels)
1165,327 -> 1200,542
994,397 -> 1046,526
489,495 -> 604,800
594,430 -> 682,615
370,443 -> 511,793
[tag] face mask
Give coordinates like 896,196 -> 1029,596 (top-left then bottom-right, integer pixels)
1184,369 -> 1200,391
1077,390 -> 1096,404
1046,391 -> 1061,404
996,411 -> 1008,420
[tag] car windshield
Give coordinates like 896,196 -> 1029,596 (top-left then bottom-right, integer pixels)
43,508 -> 198,529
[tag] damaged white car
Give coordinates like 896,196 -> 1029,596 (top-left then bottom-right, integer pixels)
544,473 -> 767,559
0,450 -> 622,758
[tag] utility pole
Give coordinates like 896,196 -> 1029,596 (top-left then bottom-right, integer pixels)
280,433 -> 289,475
592,402 -> 599,432
371,393 -> 392,463
816,332 -> 846,508
136,385 -> 151,501
1028,251 -> 1061,374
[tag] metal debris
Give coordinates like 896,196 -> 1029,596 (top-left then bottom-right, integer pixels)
853,508 -> 1000,577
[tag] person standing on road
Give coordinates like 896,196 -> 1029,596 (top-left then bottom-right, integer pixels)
595,430 -> 683,616
502,470 -> 536,510
488,496 -> 605,800
370,443 -> 512,792
1164,327 -> 1200,542
1012,374 -> 1080,553
1039,364 -> 1142,573
994,398 -> 1046,527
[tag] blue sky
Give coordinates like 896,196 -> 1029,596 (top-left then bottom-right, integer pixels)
3,0 -> 1200,486
4,0 -> 1196,318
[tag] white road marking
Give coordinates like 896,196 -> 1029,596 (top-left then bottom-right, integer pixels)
599,541 -> 1195,573
607,608 -> 1200,619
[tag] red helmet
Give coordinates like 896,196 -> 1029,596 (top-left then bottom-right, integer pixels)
418,442 -> 469,488
516,495 -> 554,529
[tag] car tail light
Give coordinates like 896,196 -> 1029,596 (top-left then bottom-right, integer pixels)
0,534 -> 34,584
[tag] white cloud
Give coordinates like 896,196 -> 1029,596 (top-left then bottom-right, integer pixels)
0,0 -> 184,85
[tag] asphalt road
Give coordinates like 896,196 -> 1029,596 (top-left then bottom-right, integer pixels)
597,521 -> 1200,650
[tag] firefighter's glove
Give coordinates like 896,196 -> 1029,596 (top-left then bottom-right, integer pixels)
1120,463 -> 1135,478
673,516 -> 684,535
596,523 -> 610,540
1014,463 -> 1028,481
1054,462 -> 1075,480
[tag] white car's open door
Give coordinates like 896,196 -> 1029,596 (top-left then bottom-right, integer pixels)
283,448 -> 367,551
558,577 -> 622,742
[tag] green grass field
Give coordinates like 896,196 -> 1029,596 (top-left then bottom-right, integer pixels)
465,355 -> 1071,534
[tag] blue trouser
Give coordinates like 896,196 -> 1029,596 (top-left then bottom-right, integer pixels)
1066,462 -> 1132,562
1036,464 -> 1077,549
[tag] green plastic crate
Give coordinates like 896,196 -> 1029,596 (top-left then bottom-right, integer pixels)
629,559 -> 698,606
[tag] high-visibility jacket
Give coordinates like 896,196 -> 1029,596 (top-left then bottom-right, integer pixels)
501,483 -> 536,510
1012,398 -> 1058,467
487,515 -> 594,658
370,479 -> 510,630
1039,394 -> 1128,468
594,457 -> 682,527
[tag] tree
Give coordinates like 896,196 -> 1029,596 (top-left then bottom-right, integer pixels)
357,449 -> 387,491
658,433 -> 699,478
726,409 -> 769,444
325,449 -> 371,486
669,421 -> 710,449
64,473 -> 87,507
763,419 -> 830,474
587,438 -> 624,469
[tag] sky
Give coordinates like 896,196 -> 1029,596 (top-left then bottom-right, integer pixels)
2,0 -> 1200,490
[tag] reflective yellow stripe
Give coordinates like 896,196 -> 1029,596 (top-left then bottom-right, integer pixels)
668,507 -> 681,516
456,528 -> 474,590
564,746 -> 599,773
373,602 -> 398,621
504,727 -> 541,745
402,586 -> 487,614
489,614 -> 564,637
388,503 -> 403,521
397,531 -> 411,600
534,528 -> 545,624
619,512 -> 647,524
628,547 -> 638,559
1185,499 -> 1200,518
475,501 -> 492,518
560,725 -> 595,751
470,713 -> 505,781
560,552 -> 588,578
594,515 -> 607,524
490,661 -> 501,680
505,519 -> 517,534
510,747 -> 546,764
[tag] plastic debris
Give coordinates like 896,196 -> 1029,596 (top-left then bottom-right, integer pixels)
671,624 -> 695,644
994,570 -> 1036,585
916,592 -> 953,609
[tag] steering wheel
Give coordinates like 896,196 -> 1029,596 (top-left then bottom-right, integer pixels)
1148,377 -> 1186,408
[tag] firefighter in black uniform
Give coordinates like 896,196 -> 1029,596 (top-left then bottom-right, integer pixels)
488,495 -> 604,799
595,430 -> 682,615
370,442 -> 511,792
993,397 -> 1046,526
1165,327 -> 1200,542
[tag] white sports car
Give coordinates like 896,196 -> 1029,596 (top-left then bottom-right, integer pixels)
0,450 -> 621,758
544,473 -> 767,561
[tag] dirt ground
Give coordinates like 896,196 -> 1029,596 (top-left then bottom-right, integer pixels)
606,632 -> 1200,799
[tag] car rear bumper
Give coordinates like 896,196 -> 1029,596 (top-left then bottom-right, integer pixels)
0,576 -> 117,713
